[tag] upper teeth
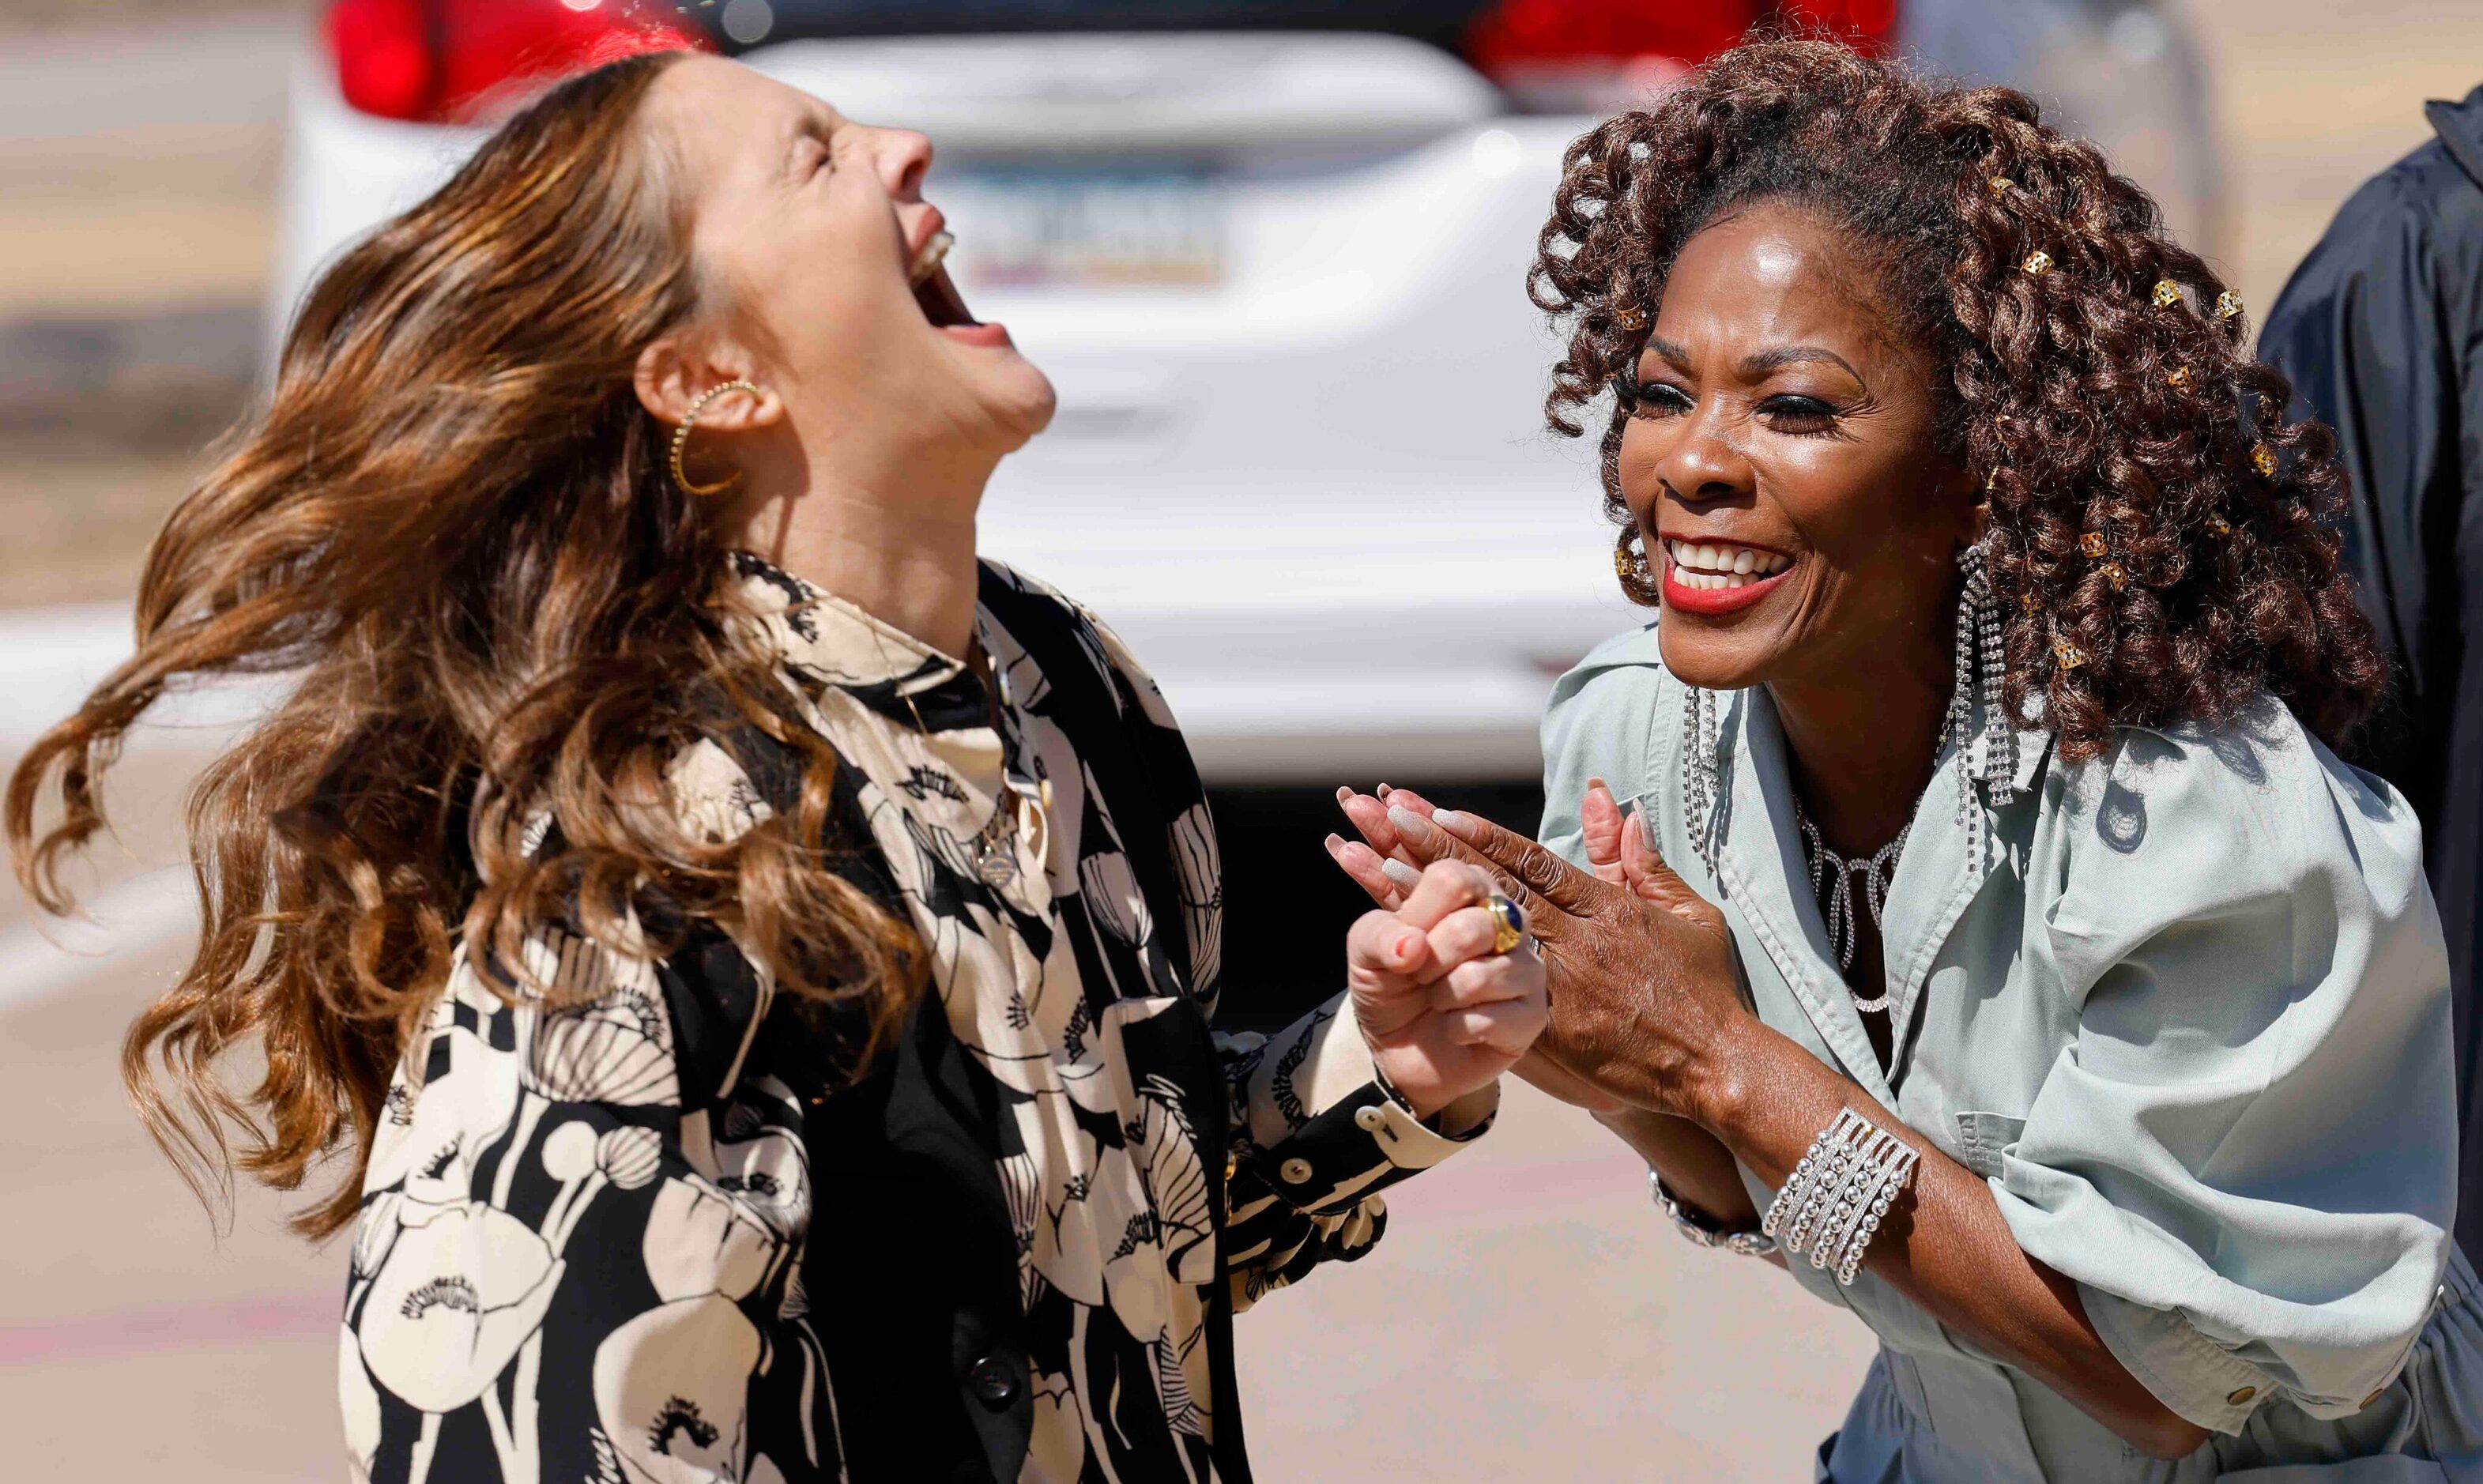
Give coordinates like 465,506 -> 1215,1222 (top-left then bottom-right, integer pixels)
1665,540 -> 1792,589
908,230 -> 955,286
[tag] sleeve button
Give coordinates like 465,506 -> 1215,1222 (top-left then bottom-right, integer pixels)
966,1354 -> 1019,1407
1279,1157 -> 1314,1185
1354,1105 -> 1388,1132
2225,1386 -> 2256,1406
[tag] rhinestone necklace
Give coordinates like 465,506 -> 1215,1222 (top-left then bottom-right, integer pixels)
1792,798 -> 1908,1008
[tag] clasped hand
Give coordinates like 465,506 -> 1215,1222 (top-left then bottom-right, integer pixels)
1328,781 -> 1750,1125
1340,856 -> 1550,1120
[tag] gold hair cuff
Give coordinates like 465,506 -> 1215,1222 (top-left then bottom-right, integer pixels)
2101,561 -> 2128,593
2214,291 -> 2244,321
2206,513 -> 2232,537
1614,305 -> 1647,331
1988,175 -> 2017,196
2251,443 -> 2278,478
2021,250 -> 2054,277
2167,365 -> 2195,390
2151,279 -> 2183,309
2053,639 -> 2089,669
2080,532 -> 2109,559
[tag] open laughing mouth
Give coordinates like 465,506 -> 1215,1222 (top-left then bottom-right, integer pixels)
1661,537 -> 1795,616
906,223 -> 1012,349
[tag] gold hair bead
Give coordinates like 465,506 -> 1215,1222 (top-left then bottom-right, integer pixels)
2021,250 -> 2054,277
2080,532 -> 2109,559
2053,639 -> 2089,670
2214,291 -> 2244,321
2251,443 -> 2278,478
2151,279 -> 2183,309
1614,305 -> 1647,332
1988,175 -> 2017,196
2021,591 -> 2043,615
2206,512 -> 2232,537
2167,365 -> 2194,390
2101,561 -> 2128,592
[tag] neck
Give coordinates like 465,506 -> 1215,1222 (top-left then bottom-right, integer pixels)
725,432 -> 996,660
1766,627 -> 1955,857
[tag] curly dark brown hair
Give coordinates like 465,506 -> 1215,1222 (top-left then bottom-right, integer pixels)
1530,37 -> 2385,763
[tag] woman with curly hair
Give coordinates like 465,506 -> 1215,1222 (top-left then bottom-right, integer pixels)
1334,36 -> 2482,1481
6,49 -> 1549,1484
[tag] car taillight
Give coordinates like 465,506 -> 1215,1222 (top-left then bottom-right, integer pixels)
1465,0 -> 1898,112
327,0 -> 712,124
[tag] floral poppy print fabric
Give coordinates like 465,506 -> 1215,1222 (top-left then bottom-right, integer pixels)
338,556 -> 1458,1483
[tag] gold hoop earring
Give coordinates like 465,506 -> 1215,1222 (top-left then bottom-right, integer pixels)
669,380 -> 762,497
1615,528 -> 1661,605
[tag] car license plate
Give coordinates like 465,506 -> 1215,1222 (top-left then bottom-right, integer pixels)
940,167 -> 1225,289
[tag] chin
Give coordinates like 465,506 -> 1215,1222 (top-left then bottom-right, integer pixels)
1656,626 -> 1774,694
983,358 -> 1058,448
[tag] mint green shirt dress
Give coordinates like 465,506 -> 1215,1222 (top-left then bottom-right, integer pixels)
1539,622 -> 2483,1482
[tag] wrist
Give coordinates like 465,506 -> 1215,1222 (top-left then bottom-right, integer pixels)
1370,1052 -> 1449,1121
1680,1011 -> 1765,1134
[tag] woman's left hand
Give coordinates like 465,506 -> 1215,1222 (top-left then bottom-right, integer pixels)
1342,858 -> 1550,1120
1331,783 -> 1751,1124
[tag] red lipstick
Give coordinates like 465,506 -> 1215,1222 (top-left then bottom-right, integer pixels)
1660,544 -> 1795,617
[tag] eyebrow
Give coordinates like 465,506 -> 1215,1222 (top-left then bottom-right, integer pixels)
1645,336 -> 1864,382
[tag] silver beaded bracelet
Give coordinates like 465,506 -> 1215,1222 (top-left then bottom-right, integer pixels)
1648,1169 -> 1778,1258
1759,1108 -> 1919,1287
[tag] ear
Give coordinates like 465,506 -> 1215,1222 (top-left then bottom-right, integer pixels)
1964,492 -> 1991,549
632,333 -> 785,432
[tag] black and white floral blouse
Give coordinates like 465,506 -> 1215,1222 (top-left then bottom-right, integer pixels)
339,554 -> 1494,1484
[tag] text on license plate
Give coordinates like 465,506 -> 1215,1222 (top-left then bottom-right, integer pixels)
940,170 -> 1225,289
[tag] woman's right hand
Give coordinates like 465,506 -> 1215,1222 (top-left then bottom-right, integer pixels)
1323,778 -> 1751,1125
1328,779 -> 1651,1119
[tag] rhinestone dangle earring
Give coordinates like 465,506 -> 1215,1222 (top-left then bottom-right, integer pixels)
1944,543 -> 2018,868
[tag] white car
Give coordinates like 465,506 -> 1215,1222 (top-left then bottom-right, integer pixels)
281,0 -> 2225,792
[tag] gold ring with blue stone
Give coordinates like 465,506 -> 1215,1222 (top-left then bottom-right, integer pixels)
1486,892 -> 1527,955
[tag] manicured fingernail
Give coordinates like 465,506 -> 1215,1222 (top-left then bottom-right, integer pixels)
1395,931 -> 1422,960
1387,805 -> 1432,842
1324,832 -> 1345,853
1335,785 -> 1351,804
1640,809 -> 1660,847
1586,775 -> 1609,794
1381,859 -> 1422,889
1377,782 -> 1394,798
1433,809 -> 1475,839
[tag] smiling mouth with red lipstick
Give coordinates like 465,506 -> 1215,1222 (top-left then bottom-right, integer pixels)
1660,535 -> 1796,617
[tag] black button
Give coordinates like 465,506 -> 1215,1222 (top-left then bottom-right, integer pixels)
966,1353 -> 1018,1407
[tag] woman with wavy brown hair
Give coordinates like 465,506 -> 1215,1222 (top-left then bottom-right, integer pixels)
6,47 -> 1550,1484
1332,36 -> 2483,1482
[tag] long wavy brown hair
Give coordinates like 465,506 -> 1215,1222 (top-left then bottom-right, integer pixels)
1533,37 -> 2387,760
6,52 -> 921,1239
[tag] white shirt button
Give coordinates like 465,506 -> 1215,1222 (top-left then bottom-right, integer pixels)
1279,1157 -> 1315,1185
1354,1105 -> 1388,1132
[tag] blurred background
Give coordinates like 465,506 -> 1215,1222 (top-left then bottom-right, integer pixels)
3,1 -> 2477,1477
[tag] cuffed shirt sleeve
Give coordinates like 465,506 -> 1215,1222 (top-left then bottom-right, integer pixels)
1215,993 -> 1494,1311
1989,720 -> 2458,1433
